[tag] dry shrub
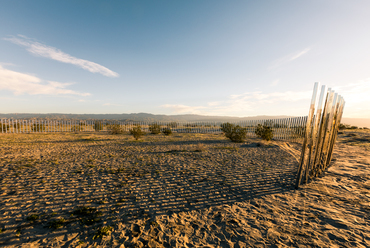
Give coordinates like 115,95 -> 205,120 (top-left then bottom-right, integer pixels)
94,121 -> 103,131
107,124 -> 124,135
162,128 -> 172,136
149,123 -> 161,134
71,125 -> 80,132
220,122 -> 247,143
1,124 -> 9,132
339,123 -> 350,130
130,125 -> 145,140
32,124 -> 45,132
255,123 -> 273,141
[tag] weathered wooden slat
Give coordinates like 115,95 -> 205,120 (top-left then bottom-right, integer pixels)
296,82 -> 319,188
317,91 -> 337,176
305,85 -> 326,183
326,98 -> 345,166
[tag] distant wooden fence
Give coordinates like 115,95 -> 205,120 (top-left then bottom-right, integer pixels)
296,82 -> 345,188
0,117 -> 307,141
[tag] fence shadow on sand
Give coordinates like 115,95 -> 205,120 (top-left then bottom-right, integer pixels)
0,138 -> 299,246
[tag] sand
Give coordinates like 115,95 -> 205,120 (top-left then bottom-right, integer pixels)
0,130 -> 369,247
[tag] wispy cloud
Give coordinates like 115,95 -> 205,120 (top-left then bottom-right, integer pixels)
231,90 -> 312,103
289,48 -> 310,61
268,47 -> 310,70
4,35 -> 119,78
162,89 -> 312,116
0,65 -> 90,96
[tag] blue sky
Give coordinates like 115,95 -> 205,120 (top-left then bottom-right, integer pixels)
1,0 -> 369,118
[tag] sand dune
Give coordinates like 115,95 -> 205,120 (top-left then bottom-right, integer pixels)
0,131 -> 369,247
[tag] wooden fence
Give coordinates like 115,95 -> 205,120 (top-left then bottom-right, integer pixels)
296,82 -> 345,188
0,117 -> 307,141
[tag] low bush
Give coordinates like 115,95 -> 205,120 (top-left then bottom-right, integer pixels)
1,122 -> 22,132
149,123 -> 161,134
31,124 -> 45,132
162,127 -> 172,136
1,124 -> 9,132
94,121 -> 103,131
220,122 -> 247,143
255,123 -> 273,141
339,123 -> 351,130
71,125 -> 80,132
168,122 -> 178,128
13,123 -> 22,131
349,126 -> 358,129
130,125 -> 145,140
107,124 -> 124,135
292,126 -> 305,137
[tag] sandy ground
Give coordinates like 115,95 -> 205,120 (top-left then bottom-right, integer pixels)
0,130 -> 369,247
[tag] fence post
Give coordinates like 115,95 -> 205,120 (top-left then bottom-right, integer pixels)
311,90 -> 334,177
326,98 -> 345,166
296,82 -> 319,188
317,92 -> 338,175
305,85 -> 326,182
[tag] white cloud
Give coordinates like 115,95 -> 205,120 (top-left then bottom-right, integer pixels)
333,80 -> 370,104
332,79 -> 370,118
161,89 -> 312,116
269,47 -> 310,70
161,81 -> 370,118
0,65 -> 90,96
4,35 -> 119,78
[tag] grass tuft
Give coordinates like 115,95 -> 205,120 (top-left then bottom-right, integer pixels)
93,226 -> 112,240
26,214 -> 39,222
47,218 -> 65,229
